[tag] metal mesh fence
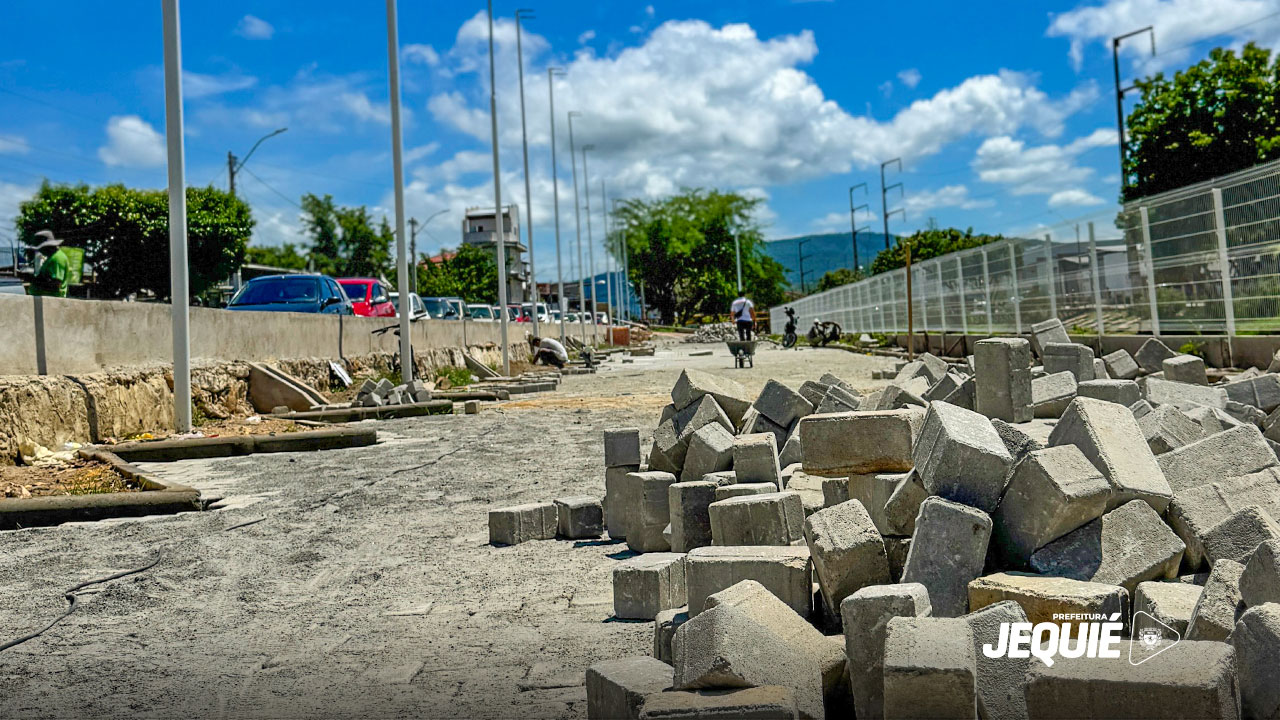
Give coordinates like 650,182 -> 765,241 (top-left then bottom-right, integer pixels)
770,158 -> 1280,337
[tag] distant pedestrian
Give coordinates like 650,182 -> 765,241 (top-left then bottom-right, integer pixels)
730,292 -> 755,341
26,230 -> 69,298
528,334 -> 568,369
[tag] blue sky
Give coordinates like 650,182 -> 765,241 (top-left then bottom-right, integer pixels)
3,0 -> 1280,277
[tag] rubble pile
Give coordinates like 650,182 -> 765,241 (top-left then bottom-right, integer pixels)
683,323 -> 740,343
490,317 -> 1280,719
353,378 -> 433,407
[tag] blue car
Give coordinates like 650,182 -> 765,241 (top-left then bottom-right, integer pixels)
227,274 -> 354,315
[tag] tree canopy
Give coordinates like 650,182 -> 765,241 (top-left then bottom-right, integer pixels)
415,243 -> 499,303
298,193 -> 392,278
815,267 -> 864,293
868,227 -> 1003,275
1125,42 -> 1280,199
610,189 -> 787,324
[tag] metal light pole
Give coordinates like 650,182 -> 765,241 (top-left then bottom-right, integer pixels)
548,68 -> 567,344
386,0 -> 413,382
849,183 -> 868,271
515,8 -> 538,337
602,178 -> 613,345
1112,27 -> 1156,192
408,217 -> 418,294
485,0 -> 510,375
615,197 -> 631,323
227,127 -> 287,292
568,111 -> 588,345
583,144 -> 599,346
734,233 -> 743,293
162,0 -> 191,433
881,158 -> 903,250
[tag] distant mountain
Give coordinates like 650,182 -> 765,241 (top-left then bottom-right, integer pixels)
764,231 -> 891,290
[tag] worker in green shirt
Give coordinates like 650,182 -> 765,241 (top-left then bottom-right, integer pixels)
26,230 -> 70,298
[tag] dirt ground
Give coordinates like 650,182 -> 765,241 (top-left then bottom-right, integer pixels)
0,341 -> 897,720
0,460 -> 138,499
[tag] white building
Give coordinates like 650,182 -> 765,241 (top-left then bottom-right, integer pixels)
462,205 -> 529,303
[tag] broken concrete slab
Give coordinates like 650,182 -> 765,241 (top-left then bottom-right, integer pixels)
606,465 -> 642,540
489,502 -> 558,546
733,433 -> 782,489
555,495 -> 604,539
653,607 -> 690,664
587,656 -> 674,720
1233,603 -> 1280,720
1158,425 -> 1277,494
1137,404 -> 1204,455
1030,318 -> 1071,356
708,492 -> 805,546
1032,370 -> 1078,418
1042,342 -> 1095,382
671,369 -> 753,426
1029,500 -> 1185,594
882,616 -> 977,720
992,445 -> 1112,567
1135,337 -> 1178,375
753,380 -> 815,429
975,338 -> 1033,423
968,572 -> 1127,626
961,600 -> 1029,720
1102,348 -> 1141,380
902,497 -> 993,617
1133,581 -> 1201,638
637,687 -> 798,719
685,546 -> 812,619
680,424 -> 735,484
839,582 -> 931,720
628,471 -> 679,553
803,500 -> 890,612
1076,379 -> 1141,407
1163,354 -> 1208,385
798,409 -> 923,477
1241,538 -> 1280,607
668,481 -> 717,553
605,428 -> 644,468
1165,467 -> 1280,568
1048,397 -> 1172,513
912,401 -> 1013,512
1185,559 -> 1245,641
614,553 -> 688,620
1201,504 -> 1280,566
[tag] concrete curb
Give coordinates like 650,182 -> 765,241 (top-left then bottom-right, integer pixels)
267,403 -> 452,424
0,449 -> 201,531
106,427 -> 380,462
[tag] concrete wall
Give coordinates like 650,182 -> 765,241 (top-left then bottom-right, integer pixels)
0,294 -> 590,376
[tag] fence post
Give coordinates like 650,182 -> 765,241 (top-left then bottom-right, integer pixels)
890,272 -> 900,332
1044,233 -> 1058,319
1008,241 -> 1023,336
934,260 -> 945,332
1211,188 -> 1237,337
957,256 -> 969,335
981,247 -> 993,334
1087,221 -> 1105,334
1139,206 -> 1161,335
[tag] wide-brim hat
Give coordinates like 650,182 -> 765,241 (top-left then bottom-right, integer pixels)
34,229 -> 62,250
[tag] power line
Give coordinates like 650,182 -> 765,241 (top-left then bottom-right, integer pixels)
240,166 -> 304,210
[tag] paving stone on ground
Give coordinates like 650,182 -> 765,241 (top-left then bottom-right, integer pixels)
671,369 -> 752,427
680,424 -> 735,484
713,482 -> 777,501
1165,467 -> 1280,568
1137,404 -> 1205,455
1029,499 -> 1185,593
1241,538 -> 1280,607
668,481 -> 716,553
1163,354 -> 1208,385
989,418 -> 1043,464
1076,378 -> 1141,406
555,495 -> 604,539
637,687 -> 798,719
803,500 -> 890,613
614,553 -> 687,620
606,427 -> 644,468
586,656 -> 674,720
967,572 -> 1128,626
882,616 -> 978,720
961,600 -> 1029,720
991,445 -> 1112,567
975,338 -> 1033,422
1029,318 -> 1071,356
1143,376 -> 1229,410
733,432 -> 782,488
1185,559 -> 1245,641
1232,602 -> 1280,720
839,581 -> 933,720
1156,424 -> 1277,494
1101,348 -> 1140,379
605,464 -> 642,540
911,401 -> 1013,512
628,471 -> 679,553
798,409 -> 923,477
752,379 -> 815,429
901,496 -> 993,617
1134,337 -> 1177,374
1200,504 -> 1280,566
1048,397 -> 1172,513
708,492 -> 805,546
490,502 -> 558,546
1133,580 -> 1201,638
1042,342 -> 1095,382
684,545 -> 813,619
882,470 -> 928,536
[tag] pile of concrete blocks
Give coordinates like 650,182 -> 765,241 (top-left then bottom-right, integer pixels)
353,377 -> 434,407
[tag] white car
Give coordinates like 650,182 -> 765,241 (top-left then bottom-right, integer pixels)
389,292 -> 427,321
467,304 -> 497,321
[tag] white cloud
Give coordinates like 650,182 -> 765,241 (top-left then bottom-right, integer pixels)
904,185 -> 994,215
972,127 -> 1117,198
405,142 -> 440,164
183,70 -> 257,98
236,14 -> 274,40
404,44 -> 440,67
811,211 -> 850,232
1049,189 -> 1106,207
578,30 -> 597,44
97,115 -> 165,168
646,5 -> 655,17
1,180 -> 36,228
878,80 -> 894,97
0,134 -> 29,155
897,68 -> 922,88
1048,0 -> 1280,71
194,71 -> 399,134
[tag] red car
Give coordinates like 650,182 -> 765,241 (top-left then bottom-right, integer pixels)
338,278 -> 396,317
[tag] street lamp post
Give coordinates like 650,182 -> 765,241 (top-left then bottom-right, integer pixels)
602,178 -> 613,346
386,0 -> 412,382
486,0 -> 510,375
409,208 -> 447,297
515,8 -> 538,338
568,111 -> 588,346
848,183 -> 867,272
583,144 -> 598,347
162,0 -> 191,433
227,126 -> 287,291
548,68 -> 567,344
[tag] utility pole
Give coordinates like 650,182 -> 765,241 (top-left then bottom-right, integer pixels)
485,0 -> 510,375
1112,26 -> 1155,193
548,67 -> 567,344
905,239 -> 914,361
226,127 -> 287,291
849,183 -> 868,272
568,111 -> 588,345
602,178 -> 613,346
386,0 -> 412,382
881,158 -> 904,250
408,217 -> 418,295
583,144 -> 599,347
614,197 -> 630,323
515,8 -> 538,337
798,237 -> 814,294
162,0 -> 191,433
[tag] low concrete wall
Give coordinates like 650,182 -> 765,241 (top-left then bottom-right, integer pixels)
0,294 -> 587,376
890,331 -> 1280,369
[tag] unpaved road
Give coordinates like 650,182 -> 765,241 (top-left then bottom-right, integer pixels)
0,341 -> 895,719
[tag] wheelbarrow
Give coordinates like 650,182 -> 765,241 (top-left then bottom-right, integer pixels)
726,340 -> 757,369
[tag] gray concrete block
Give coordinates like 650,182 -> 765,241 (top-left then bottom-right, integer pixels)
1137,404 -> 1204,455
902,497 -> 993,617
820,476 -> 850,509
681,424 -> 735,484
993,445 -> 1112,566
1093,357 -> 1109,379
1135,337 -> 1177,374
1226,373 -> 1280,413
614,553 -> 688,620
1185,559 -> 1245,641
1163,354 -> 1208,385
1076,379 -> 1141,406
650,419 -> 687,475
702,470 -> 737,486
885,536 -> 911,582
804,500 -> 890,612
961,600 -> 1029,720
555,495 -> 604,539
1029,500 -> 1185,593
840,583 -> 932,720
797,381 -> 829,409
1133,580 -> 1201,638
798,410 -> 923,477
685,546 -> 812,619
1030,318 -> 1071,356
488,502 -> 558,546
1024,641 -> 1237,720
606,427 -> 644,467
918,352 -> 951,385
1048,397 -> 1172,513
668,481 -> 717,553
1157,425 -> 1277,494
1166,467 -> 1280,568
1130,398 -> 1154,418
671,368 -> 752,426
1226,399 -> 1268,426
1032,370 -> 1078,418
968,572 -> 1127,626
734,433 -> 782,489
1042,342 -> 1095,382
883,470 -> 928,536
1201,504 -> 1280,566
975,338 -> 1033,422
709,492 -> 805,546
882,616 -> 977,720
1233,603 -> 1280,720
777,431 -> 804,468
815,384 -> 861,415
373,377 -> 394,396
912,401 -> 1013,512
754,380 -> 815,429
714,482 -> 776,502
628,471 -> 679,553
990,418 -> 1043,465
638,687 -> 798,719
820,372 -> 857,394
1102,348 -> 1141,380
606,465 -> 642,540
844,472 -> 905,536
587,656 -> 674,720
654,607 -> 690,664
942,375 -> 977,411
871,381 -> 929,411
676,396 -> 734,445
1143,375 -> 1229,409
922,372 -> 963,403
1241,539 -> 1280,607
672,604 -> 824,720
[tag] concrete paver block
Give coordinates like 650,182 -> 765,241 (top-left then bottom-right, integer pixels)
1226,373 -> 1280,413
1094,357 -> 1109,379
653,607 -> 690,664
753,380 -> 815,429
975,338 -> 1033,422
1186,405 -> 1242,435
628,471 -> 679,553
923,372 -> 965,403
1241,538 -> 1280,607
942,375 -> 977,411
1137,404 -> 1204,455
815,384 -> 861,415
606,427 -> 644,467
650,419 -> 687,475
709,492 -> 805,546
961,600 -> 1029,720
702,470 -> 737,486
614,553 -> 687,620
733,433 -> 782,488
1024,641 -> 1238,720
587,656 -> 674,720
883,470 -> 928,536
1133,580 -> 1201,638
488,502 -> 557,546
1201,504 -> 1280,566
555,495 -> 604,539
1233,603 -> 1280,720
638,687 -> 798,719
799,410 -> 923,476
1166,467 -> 1280,568
1134,337 -> 1177,374
1076,378 -> 1141,406
1048,397 -> 1172,513
1163,354 -> 1208,385
681,424 -> 735,484
606,464 -> 642,540
902,497 -> 993,617
1157,424 -> 1277,494
669,481 -> 717,553
1143,375 -> 1229,409
968,572 -> 1127,627
797,381 -> 829,409
1031,371 -> 1078,418
990,418 -> 1043,465
778,432 -> 804,468
676,396 -> 734,445
1042,342 -> 1095,382
1029,500 -> 1185,593
993,445 -> 1112,566
1186,559 -> 1245,641
912,401 -> 1013,512
840,583 -> 932,720
1030,317 -> 1070,356
714,482 -> 776,501
1102,348 -> 1141,379
882,616 -> 978,720
686,546 -> 812,619
803,500 -> 890,612
845,472 -> 905,535
671,368 -> 752,426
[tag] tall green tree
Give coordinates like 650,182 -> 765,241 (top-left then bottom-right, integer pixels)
868,227 -> 1002,275
298,193 -> 392,278
414,243 -> 499,304
815,267 -> 864,293
1125,43 -> 1280,199
16,181 -> 252,299
611,189 -> 787,324
245,242 -> 309,271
